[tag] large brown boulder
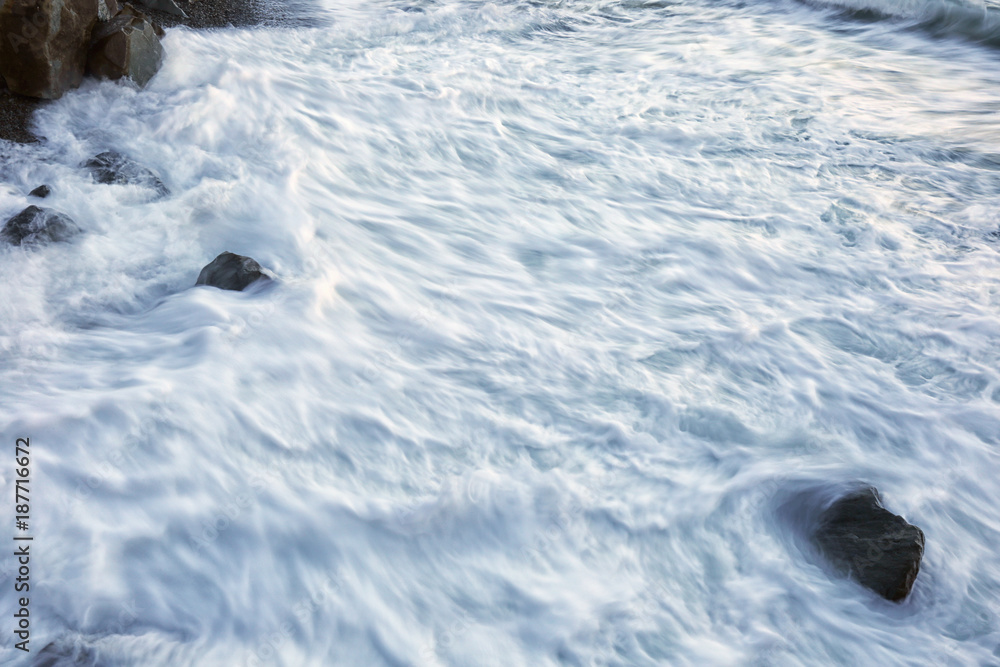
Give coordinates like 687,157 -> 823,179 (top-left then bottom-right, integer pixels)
0,0 -> 100,99
86,8 -> 164,87
1,206 -> 81,245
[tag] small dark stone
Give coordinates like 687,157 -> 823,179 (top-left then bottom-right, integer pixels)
29,184 -> 51,198
1,205 -> 81,245
813,486 -> 924,602
83,151 -> 168,196
196,251 -> 271,291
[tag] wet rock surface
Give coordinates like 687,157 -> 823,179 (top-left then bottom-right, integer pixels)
196,251 -> 271,291
812,486 -> 925,602
83,151 -> 168,195
1,205 -> 82,245
87,8 -> 165,87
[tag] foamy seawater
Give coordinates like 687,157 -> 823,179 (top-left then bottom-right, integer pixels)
2,0 -> 1000,664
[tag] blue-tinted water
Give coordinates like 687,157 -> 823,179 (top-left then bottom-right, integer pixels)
2,0 -> 1000,663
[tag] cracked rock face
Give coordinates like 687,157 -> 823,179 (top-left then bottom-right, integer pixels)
0,0 -> 100,99
196,252 -> 272,291
87,8 -> 164,88
813,487 -> 925,602
1,206 -> 81,245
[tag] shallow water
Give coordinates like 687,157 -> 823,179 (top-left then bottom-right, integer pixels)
1,0 -> 1000,664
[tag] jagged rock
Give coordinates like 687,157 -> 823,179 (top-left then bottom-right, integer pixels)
813,486 -> 924,602
1,205 -> 81,245
87,9 -> 164,88
0,0 -> 100,99
98,0 -> 119,21
133,0 -> 187,17
29,185 -> 51,198
36,639 -> 98,667
196,252 -> 271,291
83,151 -> 168,195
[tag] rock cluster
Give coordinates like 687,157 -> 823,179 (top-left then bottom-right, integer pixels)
1,151 -> 167,248
0,0 -> 164,100
812,486 -> 924,602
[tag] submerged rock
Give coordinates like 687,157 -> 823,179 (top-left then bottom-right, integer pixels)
196,252 -> 271,291
83,151 -> 168,196
29,185 -> 51,198
1,206 -> 81,245
98,0 -> 120,21
87,8 -> 164,87
813,486 -> 924,602
0,0 -> 100,99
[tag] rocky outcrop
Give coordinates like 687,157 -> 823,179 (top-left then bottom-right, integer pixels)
83,151 -> 168,196
196,252 -> 271,291
813,487 -> 924,602
87,8 -> 164,87
1,206 -> 81,245
29,185 -> 52,198
0,0 -> 101,99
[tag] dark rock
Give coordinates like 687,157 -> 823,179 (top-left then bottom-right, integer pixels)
29,184 -> 51,198
1,205 -> 81,245
813,486 -> 924,602
87,8 -> 164,87
196,252 -> 271,291
83,151 -> 168,196
0,0 -> 100,99
133,0 -> 187,17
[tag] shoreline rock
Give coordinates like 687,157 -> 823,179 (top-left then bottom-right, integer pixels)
87,10 -> 166,93
83,150 -> 169,196
0,0 -> 101,100
812,486 -> 925,602
1,205 -> 82,245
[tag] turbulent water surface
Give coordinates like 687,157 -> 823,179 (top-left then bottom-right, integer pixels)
2,0 -> 1000,664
